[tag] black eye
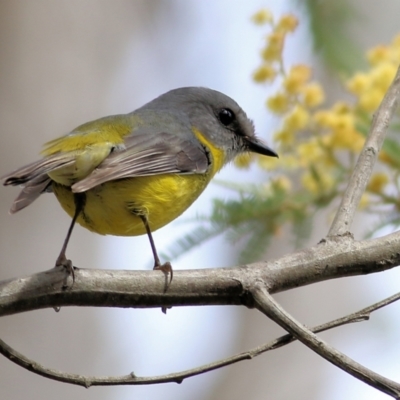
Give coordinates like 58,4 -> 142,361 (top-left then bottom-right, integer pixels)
218,108 -> 235,126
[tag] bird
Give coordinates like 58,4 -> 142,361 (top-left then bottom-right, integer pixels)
2,87 -> 278,283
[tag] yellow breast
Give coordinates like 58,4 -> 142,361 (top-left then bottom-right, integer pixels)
53,173 -> 210,236
50,124 -> 227,237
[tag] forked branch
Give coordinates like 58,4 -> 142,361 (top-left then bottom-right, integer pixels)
0,65 -> 400,396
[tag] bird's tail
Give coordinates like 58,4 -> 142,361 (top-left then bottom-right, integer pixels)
2,155 -> 75,213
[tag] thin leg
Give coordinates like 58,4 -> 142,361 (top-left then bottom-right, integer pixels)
55,193 -> 86,284
140,214 -> 173,285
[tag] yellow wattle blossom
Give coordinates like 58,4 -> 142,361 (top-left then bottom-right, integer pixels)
253,64 -> 277,83
359,87 -> 385,112
367,172 -> 389,194
276,14 -> 298,33
315,111 -> 365,152
274,128 -> 294,145
332,101 -> 352,114
284,64 -> 311,94
236,7 -> 400,256
370,61 -> 397,91
253,11 -> 400,225
346,72 -> 370,96
266,92 -> 290,114
252,9 -> 273,25
348,62 -> 396,113
313,104 -> 354,131
367,45 -> 391,66
313,110 -> 339,129
330,127 -> 365,152
297,139 -> 325,167
301,82 -> 325,108
379,150 -> 397,167
262,31 -> 284,62
301,170 -> 335,195
283,104 -> 309,131
366,42 -> 400,66
330,112 -> 353,130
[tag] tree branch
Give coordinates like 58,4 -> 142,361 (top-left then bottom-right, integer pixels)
1,52 -> 400,396
252,284 -> 400,399
2,231 -> 400,315
2,285 -> 399,387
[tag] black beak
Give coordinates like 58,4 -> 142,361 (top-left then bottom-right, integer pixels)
245,136 -> 278,158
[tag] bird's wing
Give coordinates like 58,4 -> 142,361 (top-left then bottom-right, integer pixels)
71,131 -> 209,193
2,155 -> 76,186
2,154 -> 76,213
8,175 -> 53,214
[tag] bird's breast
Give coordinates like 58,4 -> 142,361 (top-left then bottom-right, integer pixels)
52,173 -> 210,236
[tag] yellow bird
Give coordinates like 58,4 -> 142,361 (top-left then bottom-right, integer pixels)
3,87 -> 278,281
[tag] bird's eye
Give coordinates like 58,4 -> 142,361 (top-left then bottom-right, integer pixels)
218,108 -> 235,126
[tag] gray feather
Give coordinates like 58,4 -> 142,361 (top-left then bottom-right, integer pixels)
9,176 -> 52,214
2,155 -> 75,186
72,132 -> 208,193
2,154 -> 75,213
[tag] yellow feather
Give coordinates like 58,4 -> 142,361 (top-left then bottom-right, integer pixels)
51,126 -> 226,236
53,173 -> 209,236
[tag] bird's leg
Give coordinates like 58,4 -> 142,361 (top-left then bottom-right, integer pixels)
140,214 -> 173,286
55,192 -> 86,284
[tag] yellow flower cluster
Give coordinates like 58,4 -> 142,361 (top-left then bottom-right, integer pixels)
246,9 -> 399,215
347,35 -> 400,112
367,173 -> 389,194
252,11 -> 299,82
313,104 -> 364,153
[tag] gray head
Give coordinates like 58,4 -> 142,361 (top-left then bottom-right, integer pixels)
138,87 -> 278,163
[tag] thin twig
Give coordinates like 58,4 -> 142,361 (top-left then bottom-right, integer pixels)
252,283 -> 400,399
329,65 -> 400,236
1,288 -> 400,387
262,289 -> 400,351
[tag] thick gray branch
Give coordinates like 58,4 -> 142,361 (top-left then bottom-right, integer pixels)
1,232 -> 400,315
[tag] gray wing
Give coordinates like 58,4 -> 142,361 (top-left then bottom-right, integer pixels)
71,131 -> 209,193
2,154 -> 75,213
8,175 -> 52,214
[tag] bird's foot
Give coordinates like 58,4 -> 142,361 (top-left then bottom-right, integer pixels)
55,254 -> 75,290
154,261 -> 173,285
154,261 -> 173,313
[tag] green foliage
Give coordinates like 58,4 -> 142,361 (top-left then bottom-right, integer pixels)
164,181 -> 314,263
302,0 -> 364,74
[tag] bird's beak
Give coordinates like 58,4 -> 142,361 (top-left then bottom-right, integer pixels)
245,136 -> 278,158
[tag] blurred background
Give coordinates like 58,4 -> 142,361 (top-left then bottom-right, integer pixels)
1,1 -> 400,399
